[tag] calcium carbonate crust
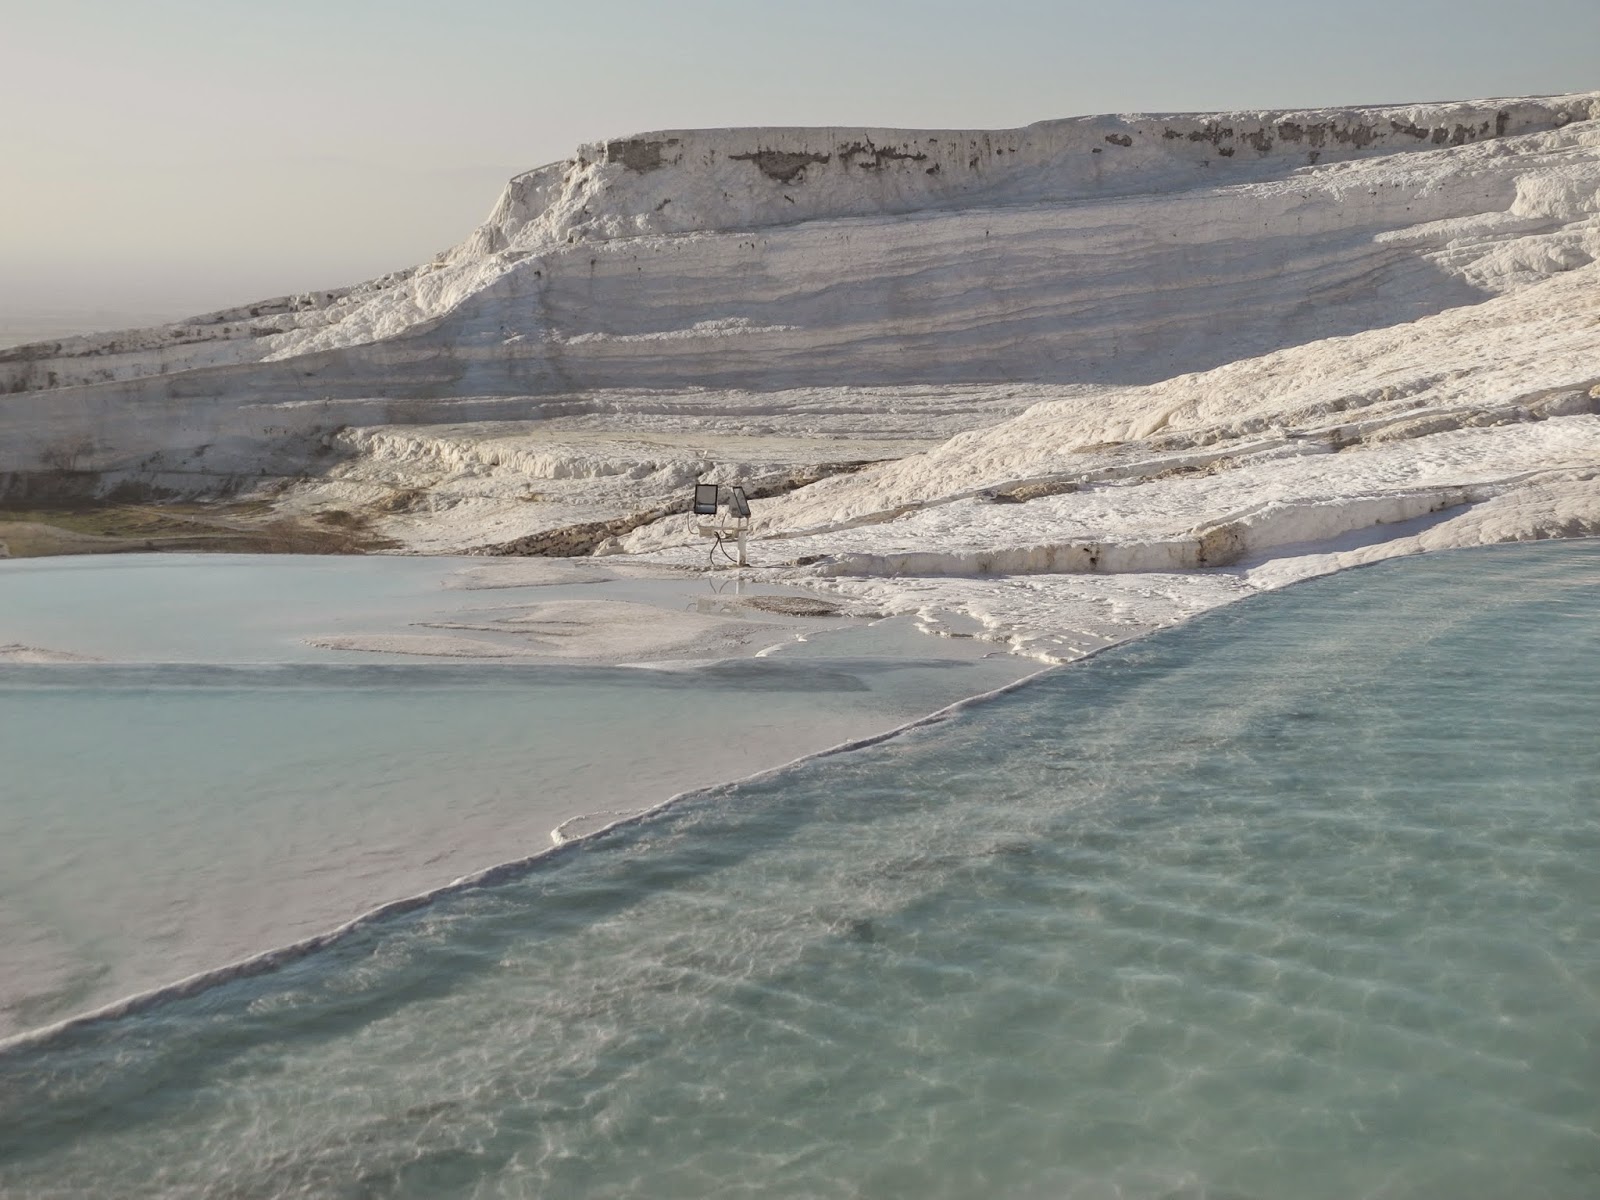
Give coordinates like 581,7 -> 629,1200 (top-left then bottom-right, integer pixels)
2,92 -> 1598,661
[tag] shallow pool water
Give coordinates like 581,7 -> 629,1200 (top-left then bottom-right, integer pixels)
0,553 -> 862,664
0,555 -> 1027,1039
2,541 -> 1598,1199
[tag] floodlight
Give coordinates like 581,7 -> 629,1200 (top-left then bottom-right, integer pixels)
693,483 -> 720,515
727,486 -> 751,518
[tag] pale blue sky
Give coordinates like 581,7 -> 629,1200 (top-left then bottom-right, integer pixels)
3,0 -> 1596,319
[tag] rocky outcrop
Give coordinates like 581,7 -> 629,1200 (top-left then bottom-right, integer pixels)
463,96 -> 1597,255
2,93 -> 1598,526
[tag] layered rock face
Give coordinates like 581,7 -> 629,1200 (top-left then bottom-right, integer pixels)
2,93 -> 1598,589
465,98 -> 1587,250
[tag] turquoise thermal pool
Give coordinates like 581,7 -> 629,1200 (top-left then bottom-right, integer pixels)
1,541 -> 1597,1198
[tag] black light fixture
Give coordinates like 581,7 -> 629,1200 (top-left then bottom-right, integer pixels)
693,483 -> 721,515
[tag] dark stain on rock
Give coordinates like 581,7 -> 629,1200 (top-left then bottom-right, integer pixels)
1217,146 -> 1235,157
1496,109 -> 1510,136
1243,128 -> 1273,153
1162,128 -> 1184,140
603,137 -> 681,173
1187,123 -> 1234,145
1104,133 -> 1133,147
1331,122 -> 1376,148
925,163 -> 941,175
1276,121 -> 1374,149
729,149 -> 831,184
838,139 -> 929,168
1441,122 -> 1484,145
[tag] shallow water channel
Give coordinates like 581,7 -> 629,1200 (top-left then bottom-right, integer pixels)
2,541 -> 1598,1199
0,554 -> 1026,1039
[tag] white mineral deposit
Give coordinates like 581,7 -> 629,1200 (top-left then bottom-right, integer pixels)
6,71 -> 1600,1200
4,92 -> 1595,662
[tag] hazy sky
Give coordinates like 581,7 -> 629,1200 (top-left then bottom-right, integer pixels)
4,0 -> 1596,320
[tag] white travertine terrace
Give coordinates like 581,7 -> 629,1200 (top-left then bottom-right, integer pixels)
3,92 -> 1597,657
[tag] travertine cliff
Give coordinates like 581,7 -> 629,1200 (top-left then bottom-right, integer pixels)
1,93 -> 1597,585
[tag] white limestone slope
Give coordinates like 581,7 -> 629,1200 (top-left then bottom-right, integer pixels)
8,95 -> 1590,396
2,97 -> 1594,414
643,259 -> 1599,661
2,93 -> 1598,659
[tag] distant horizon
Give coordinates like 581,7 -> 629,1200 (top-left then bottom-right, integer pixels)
5,0 -> 1596,330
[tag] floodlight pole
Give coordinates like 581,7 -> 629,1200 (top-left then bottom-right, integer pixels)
692,481 -> 752,568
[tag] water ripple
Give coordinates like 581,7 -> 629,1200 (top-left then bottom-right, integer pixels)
2,541 -> 1599,1198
